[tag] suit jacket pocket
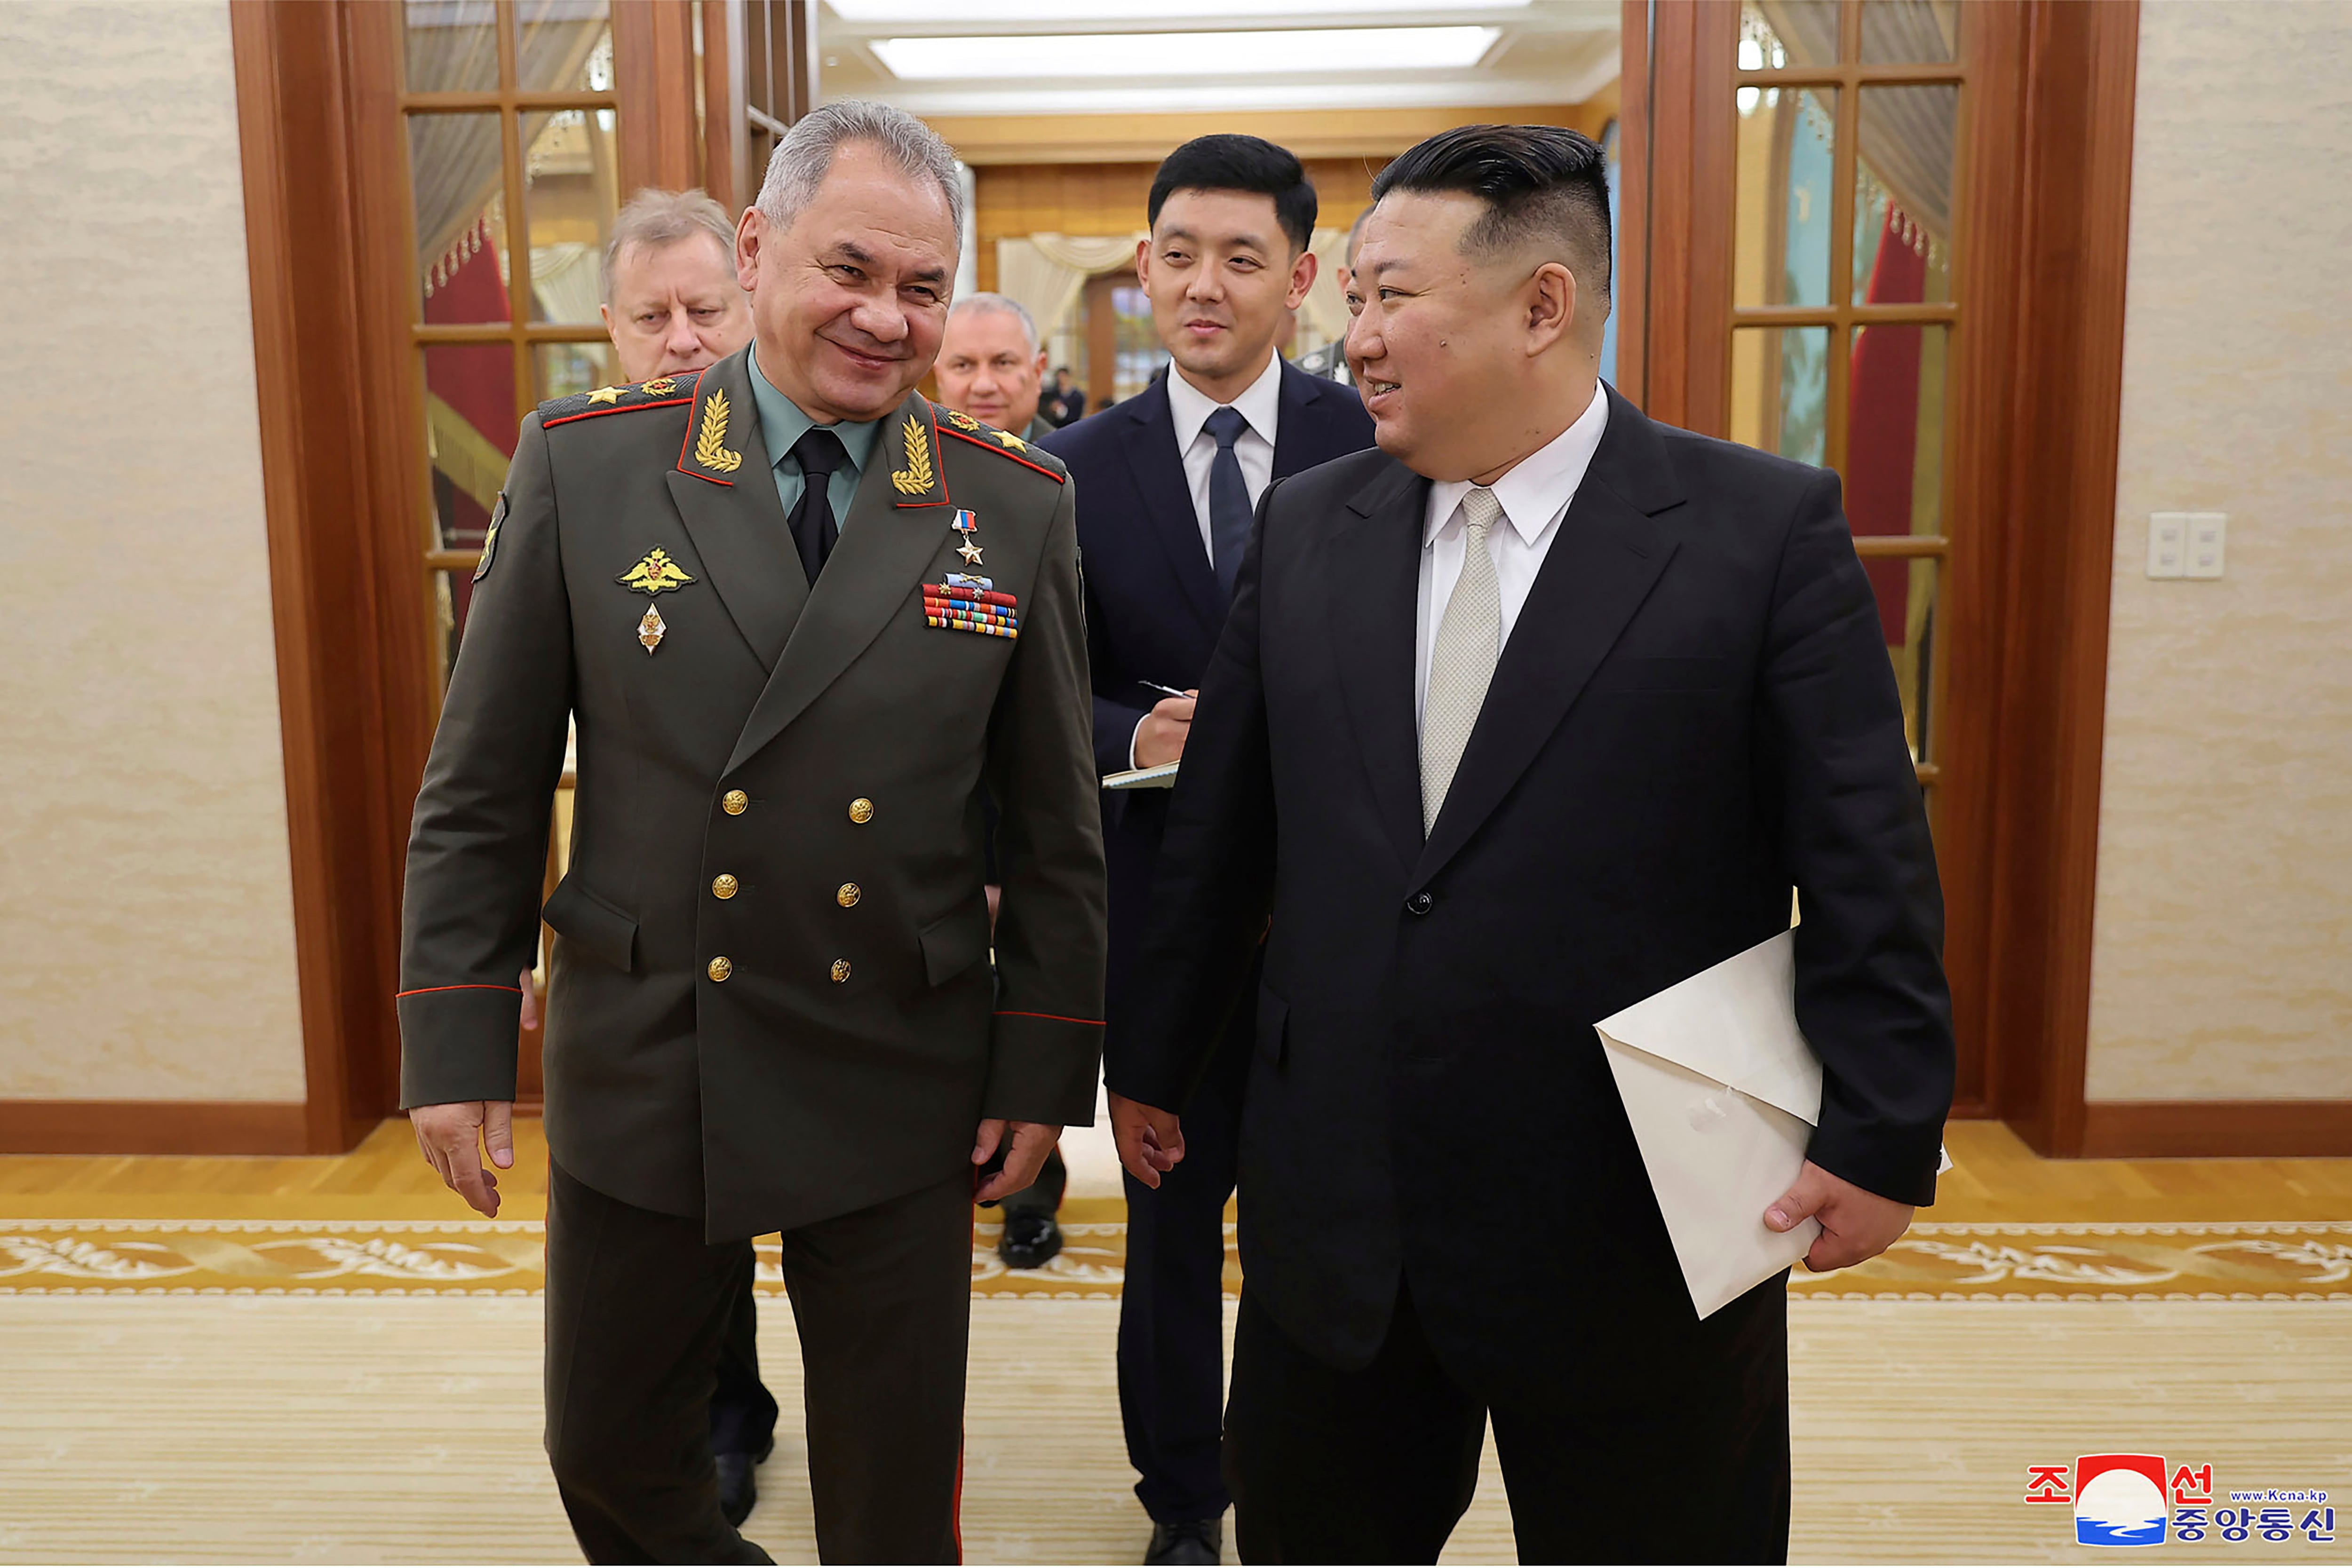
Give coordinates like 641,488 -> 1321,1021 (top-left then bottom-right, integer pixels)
1589,655 -> 1729,693
1255,984 -> 1289,1068
541,877 -> 638,973
919,902 -> 992,987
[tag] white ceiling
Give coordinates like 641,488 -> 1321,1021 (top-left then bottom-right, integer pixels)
814,1 -> 1621,118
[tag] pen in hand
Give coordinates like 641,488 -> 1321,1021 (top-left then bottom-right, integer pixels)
1137,680 -> 1191,700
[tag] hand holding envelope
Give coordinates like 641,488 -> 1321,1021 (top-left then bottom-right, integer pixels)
1594,930 -> 1943,1318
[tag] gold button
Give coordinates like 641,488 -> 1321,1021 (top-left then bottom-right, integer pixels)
712,874 -> 739,900
830,958 -> 852,983
707,956 -> 733,982
836,882 -> 861,908
848,797 -> 874,824
722,790 -> 749,816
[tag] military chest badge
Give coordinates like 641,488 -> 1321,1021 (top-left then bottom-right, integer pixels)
618,547 -> 695,594
923,572 -> 1020,640
618,547 -> 694,655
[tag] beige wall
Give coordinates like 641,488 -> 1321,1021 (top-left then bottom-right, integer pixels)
0,2 -> 306,1101
2086,3 -> 2352,1101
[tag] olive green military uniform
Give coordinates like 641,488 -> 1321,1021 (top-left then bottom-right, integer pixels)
398,344 -> 1106,1563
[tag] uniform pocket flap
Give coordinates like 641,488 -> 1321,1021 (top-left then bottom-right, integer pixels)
541,878 -> 637,973
1255,984 -> 1289,1066
919,903 -> 991,987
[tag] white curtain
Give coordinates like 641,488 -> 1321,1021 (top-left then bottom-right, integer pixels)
994,232 -> 1145,346
409,3 -> 607,279
1755,0 -> 1955,242
1298,225 -> 1352,345
531,243 -> 602,325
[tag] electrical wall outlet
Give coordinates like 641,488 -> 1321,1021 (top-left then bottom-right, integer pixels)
2147,513 -> 2188,578
2184,512 -> 2228,578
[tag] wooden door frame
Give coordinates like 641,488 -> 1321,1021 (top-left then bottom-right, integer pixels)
18,0 -> 707,1157
1620,0 -> 2139,1152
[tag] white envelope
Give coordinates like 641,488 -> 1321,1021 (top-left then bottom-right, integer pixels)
1595,932 -> 1955,1317
1594,930 -> 1821,1320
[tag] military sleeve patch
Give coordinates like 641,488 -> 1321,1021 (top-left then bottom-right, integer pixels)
473,492 -> 508,581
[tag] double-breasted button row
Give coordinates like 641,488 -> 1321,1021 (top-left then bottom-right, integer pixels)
835,799 -> 868,980
706,795 -> 869,986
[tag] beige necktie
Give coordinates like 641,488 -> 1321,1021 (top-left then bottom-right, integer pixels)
1421,486 -> 1504,836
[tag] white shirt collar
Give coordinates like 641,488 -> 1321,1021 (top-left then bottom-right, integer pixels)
1167,351 -> 1285,452
1424,383 -> 1611,547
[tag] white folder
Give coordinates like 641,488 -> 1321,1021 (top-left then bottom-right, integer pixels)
1593,930 -> 1948,1318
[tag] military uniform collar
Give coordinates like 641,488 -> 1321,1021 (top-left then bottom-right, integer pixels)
745,344 -> 885,483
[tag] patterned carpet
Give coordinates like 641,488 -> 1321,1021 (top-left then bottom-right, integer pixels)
0,1291 -> 2344,1564
7,1215 -> 2349,1301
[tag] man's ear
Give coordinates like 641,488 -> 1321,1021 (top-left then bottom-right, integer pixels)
1134,235 -> 1152,288
734,208 -> 763,294
1526,261 -> 1577,356
1285,246 -> 1319,311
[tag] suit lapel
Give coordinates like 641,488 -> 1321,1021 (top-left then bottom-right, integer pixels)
1329,459 -> 1430,876
724,390 -> 949,775
664,348 -> 805,673
1411,390 -> 1685,887
1117,378 -> 1224,631
1271,360 -> 1343,480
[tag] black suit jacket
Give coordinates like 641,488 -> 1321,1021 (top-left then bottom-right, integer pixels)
1041,361 -> 1374,1028
1109,387 -> 1954,1396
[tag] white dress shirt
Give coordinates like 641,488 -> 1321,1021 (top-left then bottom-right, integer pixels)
1129,355 -> 1288,768
1415,385 -> 1611,729
1165,352 -> 1284,556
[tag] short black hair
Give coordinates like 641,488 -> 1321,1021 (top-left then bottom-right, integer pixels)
1371,124 -> 1612,306
1148,135 -> 1317,255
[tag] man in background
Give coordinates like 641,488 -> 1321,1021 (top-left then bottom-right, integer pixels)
1294,205 -> 1371,385
1044,365 -> 1087,427
1041,134 -> 1375,1568
935,293 -> 1058,447
931,291 -> 1069,1271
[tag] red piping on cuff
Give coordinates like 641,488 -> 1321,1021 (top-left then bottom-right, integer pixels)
993,1009 -> 1106,1026
397,983 -> 525,999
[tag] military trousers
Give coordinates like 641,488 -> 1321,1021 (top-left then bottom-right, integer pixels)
545,1159 -> 973,1565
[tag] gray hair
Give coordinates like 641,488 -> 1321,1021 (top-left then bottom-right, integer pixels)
946,292 -> 1038,352
755,100 -> 965,245
601,187 -> 739,304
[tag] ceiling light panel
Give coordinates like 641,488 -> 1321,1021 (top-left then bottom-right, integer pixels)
871,26 -> 1501,79
833,0 -> 1528,20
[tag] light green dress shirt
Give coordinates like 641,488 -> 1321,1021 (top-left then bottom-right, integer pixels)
747,345 -> 884,527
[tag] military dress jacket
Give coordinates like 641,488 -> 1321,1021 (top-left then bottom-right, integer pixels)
397,346 -> 1107,1241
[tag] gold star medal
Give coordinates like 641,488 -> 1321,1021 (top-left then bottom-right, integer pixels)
950,509 -> 983,566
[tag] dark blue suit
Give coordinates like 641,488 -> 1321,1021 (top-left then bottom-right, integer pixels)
1042,361 -> 1374,1526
